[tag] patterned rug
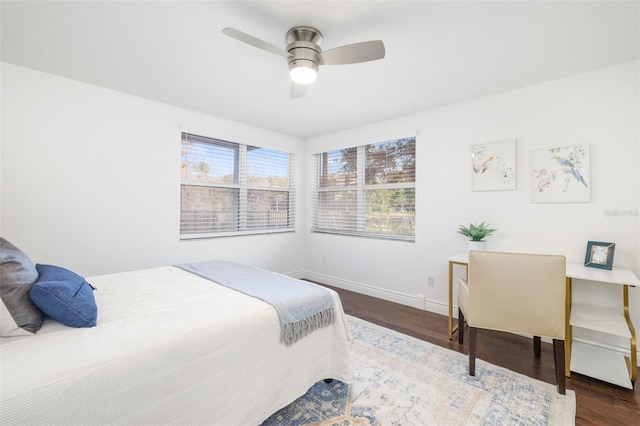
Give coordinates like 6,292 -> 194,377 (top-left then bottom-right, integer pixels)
262,316 -> 576,425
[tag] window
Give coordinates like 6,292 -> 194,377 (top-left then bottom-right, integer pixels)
311,136 -> 416,241
180,132 -> 295,238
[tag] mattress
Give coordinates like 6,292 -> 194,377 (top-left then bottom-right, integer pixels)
0,266 -> 353,425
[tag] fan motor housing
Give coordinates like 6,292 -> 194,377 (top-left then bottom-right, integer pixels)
286,26 -> 322,70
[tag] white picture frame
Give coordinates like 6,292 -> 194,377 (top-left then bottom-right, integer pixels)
471,139 -> 517,191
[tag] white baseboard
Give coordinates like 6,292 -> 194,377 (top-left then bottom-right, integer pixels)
286,270 -> 306,280
302,270 -> 449,315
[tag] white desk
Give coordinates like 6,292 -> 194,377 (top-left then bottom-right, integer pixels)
447,252 -> 639,389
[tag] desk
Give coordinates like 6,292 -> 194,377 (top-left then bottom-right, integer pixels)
447,253 -> 639,388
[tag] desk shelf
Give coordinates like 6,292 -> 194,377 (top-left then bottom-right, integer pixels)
565,264 -> 637,388
570,303 -> 631,338
570,341 -> 633,389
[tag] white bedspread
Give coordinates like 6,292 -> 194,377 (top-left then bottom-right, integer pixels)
0,266 -> 353,425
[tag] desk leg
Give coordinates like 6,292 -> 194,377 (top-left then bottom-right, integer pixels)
565,277 -> 572,377
448,260 -> 464,340
623,285 -> 637,383
448,261 -> 454,340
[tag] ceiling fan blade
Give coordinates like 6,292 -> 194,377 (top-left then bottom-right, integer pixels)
222,27 -> 292,58
290,82 -> 307,99
318,40 -> 385,65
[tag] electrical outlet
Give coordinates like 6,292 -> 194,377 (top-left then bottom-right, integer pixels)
427,276 -> 435,287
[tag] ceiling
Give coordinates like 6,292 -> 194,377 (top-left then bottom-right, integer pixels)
2,1 -> 638,139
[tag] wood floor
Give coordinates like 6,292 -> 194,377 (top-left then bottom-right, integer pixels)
322,284 -> 640,426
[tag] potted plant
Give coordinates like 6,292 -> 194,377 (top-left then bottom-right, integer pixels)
457,221 -> 497,251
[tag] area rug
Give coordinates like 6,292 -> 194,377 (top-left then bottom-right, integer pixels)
262,316 -> 576,425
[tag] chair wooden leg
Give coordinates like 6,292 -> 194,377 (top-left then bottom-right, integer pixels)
458,308 -> 464,344
553,339 -> 566,395
534,336 -> 541,358
469,326 -> 477,376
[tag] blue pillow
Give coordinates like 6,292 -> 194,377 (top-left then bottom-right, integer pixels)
30,264 -> 97,328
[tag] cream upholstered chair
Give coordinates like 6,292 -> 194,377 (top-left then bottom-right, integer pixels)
457,250 -> 567,394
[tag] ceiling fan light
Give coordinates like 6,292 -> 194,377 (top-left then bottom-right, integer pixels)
289,61 -> 318,84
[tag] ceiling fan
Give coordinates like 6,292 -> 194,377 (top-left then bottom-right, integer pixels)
222,26 -> 385,98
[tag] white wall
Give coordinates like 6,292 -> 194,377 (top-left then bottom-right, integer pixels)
303,61 -> 640,341
1,63 -> 306,277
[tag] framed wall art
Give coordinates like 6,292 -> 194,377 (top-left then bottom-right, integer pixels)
531,144 -> 590,203
471,139 -> 516,191
584,241 -> 615,270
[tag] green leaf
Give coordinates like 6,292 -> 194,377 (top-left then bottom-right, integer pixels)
456,221 -> 497,241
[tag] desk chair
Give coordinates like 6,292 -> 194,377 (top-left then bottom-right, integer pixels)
458,250 -> 567,394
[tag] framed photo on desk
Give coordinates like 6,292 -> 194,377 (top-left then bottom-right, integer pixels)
584,241 -> 615,270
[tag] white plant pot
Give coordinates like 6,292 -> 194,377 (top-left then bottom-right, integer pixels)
468,241 -> 487,251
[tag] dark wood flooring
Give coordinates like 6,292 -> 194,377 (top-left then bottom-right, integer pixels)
321,284 -> 640,426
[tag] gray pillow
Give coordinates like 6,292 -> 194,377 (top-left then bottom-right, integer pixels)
0,238 -> 44,336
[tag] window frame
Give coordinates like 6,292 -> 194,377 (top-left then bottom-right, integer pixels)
180,131 -> 295,239
311,134 -> 416,242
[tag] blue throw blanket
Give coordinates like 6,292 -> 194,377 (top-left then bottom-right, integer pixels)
175,260 -> 334,345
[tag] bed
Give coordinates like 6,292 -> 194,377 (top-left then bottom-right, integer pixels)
0,260 -> 353,425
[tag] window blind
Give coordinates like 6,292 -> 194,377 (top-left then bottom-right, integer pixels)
180,132 -> 295,238
311,136 -> 416,241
